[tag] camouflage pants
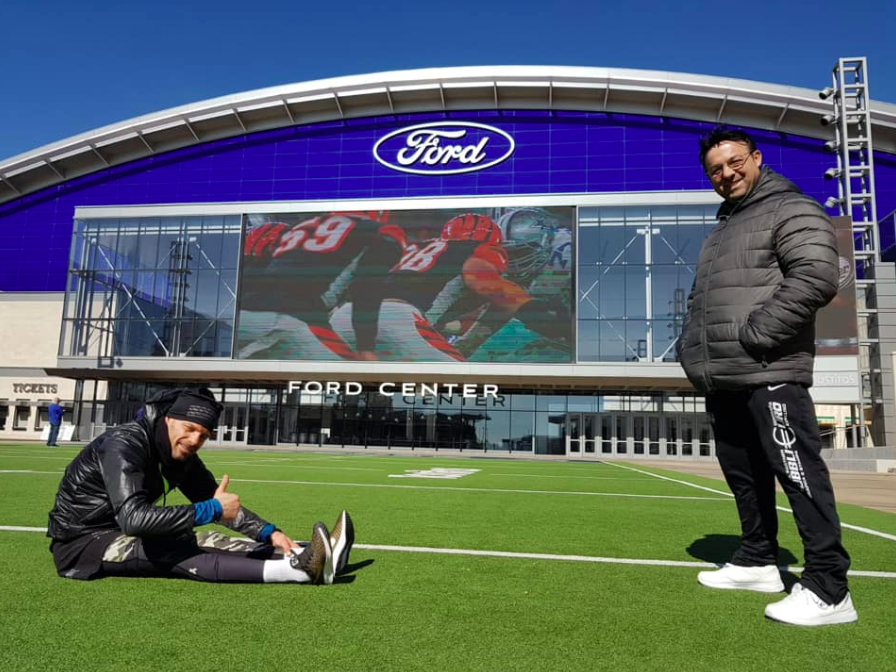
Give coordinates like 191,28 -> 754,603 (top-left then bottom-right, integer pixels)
102,530 -> 263,563
99,531 -> 279,583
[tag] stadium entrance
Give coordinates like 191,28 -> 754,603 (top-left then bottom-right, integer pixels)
79,381 -> 715,457
565,412 -> 713,458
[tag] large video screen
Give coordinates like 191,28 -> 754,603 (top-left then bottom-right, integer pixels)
235,206 -> 575,363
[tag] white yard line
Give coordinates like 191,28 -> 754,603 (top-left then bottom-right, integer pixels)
1,525 -> 893,579
607,461 -> 896,544
0,469 -> 743,502
490,473 -> 648,481
0,470 -> 62,475
0,454 -> 75,461
230,477 -> 731,501
207,461 -> 384,472
1,526 -> 48,532
356,544 -> 896,579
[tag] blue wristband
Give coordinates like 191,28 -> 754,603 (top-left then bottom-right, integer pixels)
193,499 -> 223,526
258,523 -> 277,544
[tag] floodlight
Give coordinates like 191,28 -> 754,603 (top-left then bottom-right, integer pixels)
819,87 -> 837,100
823,140 -> 840,153
820,114 -> 837,126
823,168 -> 842,180
824,196 -> 842,208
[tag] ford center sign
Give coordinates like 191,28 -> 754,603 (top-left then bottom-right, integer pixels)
373,122 -> 515,175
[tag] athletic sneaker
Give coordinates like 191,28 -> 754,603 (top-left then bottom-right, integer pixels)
697,563 -> 785,592
764,583 -> 857,626
290,522 -> 334,585
330,510 -> 355,575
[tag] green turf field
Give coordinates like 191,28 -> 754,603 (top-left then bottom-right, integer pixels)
1,442 -> 894,672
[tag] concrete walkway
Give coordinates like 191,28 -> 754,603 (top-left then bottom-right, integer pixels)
636,460 -> 896,515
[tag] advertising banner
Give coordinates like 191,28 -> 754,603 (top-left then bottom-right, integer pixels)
815,216 -> 858,356
236,206 -> 574,363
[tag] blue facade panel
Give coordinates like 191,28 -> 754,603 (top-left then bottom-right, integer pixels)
2,110 -> 896,291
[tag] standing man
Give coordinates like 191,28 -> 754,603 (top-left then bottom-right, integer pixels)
678,127 -> 856,626
48,387 -> 354,585
46,396 -> 65,447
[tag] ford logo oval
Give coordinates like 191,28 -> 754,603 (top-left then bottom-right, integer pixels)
373,122 -> 515,176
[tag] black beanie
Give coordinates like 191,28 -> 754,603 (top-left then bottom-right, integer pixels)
165,388 -> 223,432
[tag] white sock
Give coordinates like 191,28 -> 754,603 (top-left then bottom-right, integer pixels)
262,556 -> 312,583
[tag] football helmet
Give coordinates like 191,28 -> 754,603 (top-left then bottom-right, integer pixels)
496,208 -> 556,279
440,213 -> 503,245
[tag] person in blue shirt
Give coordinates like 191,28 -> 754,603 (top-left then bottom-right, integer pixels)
47,397 -> 65,447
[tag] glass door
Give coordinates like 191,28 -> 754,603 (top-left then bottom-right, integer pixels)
582,414 -> 597,454
217,404 -> 248,445
566,413 -> 583,455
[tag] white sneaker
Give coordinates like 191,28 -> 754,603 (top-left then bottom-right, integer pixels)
697,563 -> 784,593
764,583 -> 857,626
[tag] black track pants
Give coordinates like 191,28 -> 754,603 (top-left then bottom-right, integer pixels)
99,532 -> 279,583
707,384 -> 851,604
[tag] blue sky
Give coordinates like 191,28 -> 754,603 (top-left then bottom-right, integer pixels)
2,0 -> 895,162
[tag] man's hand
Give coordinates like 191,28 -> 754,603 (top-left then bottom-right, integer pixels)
213,474 -> 240,522
269,530 -> 296,554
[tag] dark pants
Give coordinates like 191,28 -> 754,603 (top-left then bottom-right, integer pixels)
47,423 -> 61,446
99,531 -> 280,583
707,384 -> 851,604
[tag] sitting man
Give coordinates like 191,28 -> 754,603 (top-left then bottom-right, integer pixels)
48,387 -> 354,585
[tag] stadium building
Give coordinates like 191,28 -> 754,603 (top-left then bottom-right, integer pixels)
2,62 -> 895,460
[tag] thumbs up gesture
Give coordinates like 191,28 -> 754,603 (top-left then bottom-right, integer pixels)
214,474 -> 240,522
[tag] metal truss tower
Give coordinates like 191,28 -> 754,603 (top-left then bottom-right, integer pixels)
822,57 -> 896,447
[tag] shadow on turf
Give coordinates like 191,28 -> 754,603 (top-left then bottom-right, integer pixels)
686,534 -> 799,568
335,558 -> 374,584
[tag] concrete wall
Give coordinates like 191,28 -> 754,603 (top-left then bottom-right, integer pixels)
0,293 -> 74,441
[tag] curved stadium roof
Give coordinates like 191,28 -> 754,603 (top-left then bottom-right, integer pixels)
2,65 -> 896,205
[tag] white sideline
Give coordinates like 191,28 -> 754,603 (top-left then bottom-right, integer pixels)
1,525 -> 893,579
608,462 -> 896,544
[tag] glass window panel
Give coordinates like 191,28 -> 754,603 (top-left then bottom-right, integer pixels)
626,320 -> 649,361
567,395 -> 599,413
464,407 -> 488,450
510,392 -> 535,411
595,266 -> 626,318
413,406 -> 437,447
508,412 -> 534,452
466,391 -> 509,411
535,412 -> 566,455
536,394 -> 566,412
624,266 -> 647,319
137,220 -> 163,269
577,227 -> 600,266
486,411 -> 510,451
437,393 -> 464,410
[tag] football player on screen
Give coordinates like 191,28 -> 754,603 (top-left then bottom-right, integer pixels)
443,208 -> 573,361
332,212 -> 551,362
237,211 -> 406,361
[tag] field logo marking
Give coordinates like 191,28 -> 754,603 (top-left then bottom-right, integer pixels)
389,468 -> 480,480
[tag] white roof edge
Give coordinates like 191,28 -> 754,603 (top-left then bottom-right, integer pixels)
3,65 -> 896,175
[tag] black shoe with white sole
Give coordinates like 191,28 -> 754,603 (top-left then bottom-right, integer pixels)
291,522 -> 334,585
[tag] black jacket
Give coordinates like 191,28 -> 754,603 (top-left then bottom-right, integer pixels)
678,166 -> 839,392
47,391 -> 271,543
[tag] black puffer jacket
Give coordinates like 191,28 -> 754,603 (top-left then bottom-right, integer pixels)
47,390 -> 271,542
678,166 -> 839,393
